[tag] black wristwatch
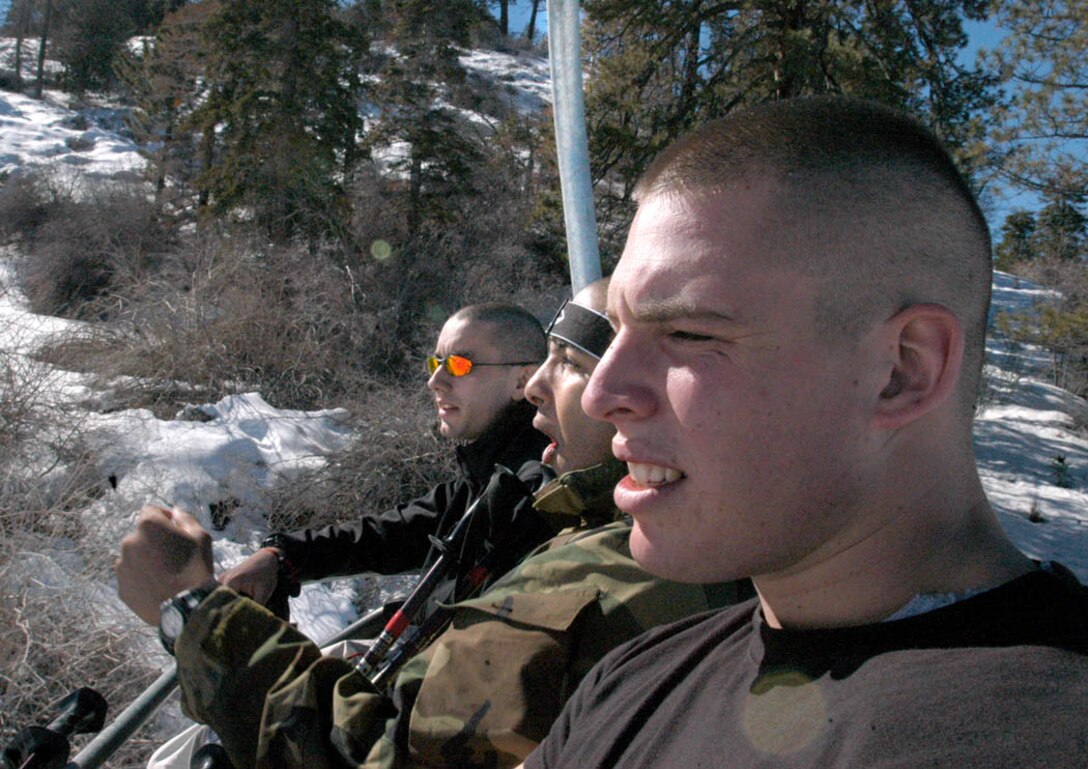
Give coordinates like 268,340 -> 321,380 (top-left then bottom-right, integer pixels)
259,533 -> 302,597
159,582 -> 219,656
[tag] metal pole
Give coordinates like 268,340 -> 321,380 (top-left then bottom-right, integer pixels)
65,666 -> 178,769
547,0 -> 602,294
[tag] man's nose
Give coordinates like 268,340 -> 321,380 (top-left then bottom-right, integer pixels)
583,331 -> 654,422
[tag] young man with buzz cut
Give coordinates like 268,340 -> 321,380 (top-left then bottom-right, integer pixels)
219,302 -> 551,606
520,97 -> 1088,769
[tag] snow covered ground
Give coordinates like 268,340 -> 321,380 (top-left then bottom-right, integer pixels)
0,86 -> 145,186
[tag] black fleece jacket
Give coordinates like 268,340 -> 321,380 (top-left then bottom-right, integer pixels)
273,399 -> 551,582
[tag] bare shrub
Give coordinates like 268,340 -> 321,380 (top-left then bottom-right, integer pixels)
1009,257 -> 1088,304
261,381 -> 455,613
0,172 -> 55,242
0,350 -> 158,768
41,230 -> 406,412
263,382 -> 454,534
19,181 -> 170,318
0,548 -> 161,768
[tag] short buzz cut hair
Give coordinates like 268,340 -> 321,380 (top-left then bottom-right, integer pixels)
635,96 -> 993,414
451,302 -> 547,363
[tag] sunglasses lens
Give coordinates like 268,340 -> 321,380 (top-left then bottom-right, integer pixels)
446,355 -> 473,377
426,355 -> 474,376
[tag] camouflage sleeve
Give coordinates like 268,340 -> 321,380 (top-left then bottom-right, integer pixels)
175,527 -> 747,769
361,522 -> 739,769
175,587 -> 394,769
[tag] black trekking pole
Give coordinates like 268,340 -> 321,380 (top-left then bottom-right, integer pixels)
366,462 -> 554,689
2,688 -> 107,769
370,525 -> 511,691
349,486 -> 492,679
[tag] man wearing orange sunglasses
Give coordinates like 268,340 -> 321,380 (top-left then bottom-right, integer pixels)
218,303 -> 551,611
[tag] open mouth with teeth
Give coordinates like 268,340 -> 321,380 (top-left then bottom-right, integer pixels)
627,462 -> 684,487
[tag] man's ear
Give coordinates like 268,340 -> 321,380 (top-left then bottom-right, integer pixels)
872,303 -> 964,430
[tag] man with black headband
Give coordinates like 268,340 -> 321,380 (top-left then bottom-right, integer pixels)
116,281 -> 751,769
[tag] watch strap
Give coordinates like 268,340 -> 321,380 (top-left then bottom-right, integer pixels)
159,581 -> 219,655
260,533 -> 302,597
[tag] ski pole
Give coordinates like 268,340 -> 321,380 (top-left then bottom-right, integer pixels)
370,535 -> 501,691
2,688 -> 106,769
350,486 -> 490,680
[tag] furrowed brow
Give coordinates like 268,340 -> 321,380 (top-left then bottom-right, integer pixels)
613,295 -> 738,326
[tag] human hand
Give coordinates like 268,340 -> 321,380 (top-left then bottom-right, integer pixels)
115,505 -> 215,625
218,548 -> 280,606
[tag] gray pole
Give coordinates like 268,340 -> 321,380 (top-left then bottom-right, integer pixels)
547,0 -> 602,294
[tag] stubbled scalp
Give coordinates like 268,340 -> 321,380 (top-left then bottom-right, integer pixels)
452,302 -> 547,363
633,97 -> 991,416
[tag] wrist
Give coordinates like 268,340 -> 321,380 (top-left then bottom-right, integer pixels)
158,581 -> 219,656
259,534 -> 302,597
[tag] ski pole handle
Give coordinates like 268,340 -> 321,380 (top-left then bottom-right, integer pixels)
65,667 -> 177,769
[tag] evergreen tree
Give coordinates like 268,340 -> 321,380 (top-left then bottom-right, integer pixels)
54,0 -> 137,91
580,0 -> 996,261
986,0 -> 1088,200
368,0 -> 485,234
193,0 -> 362,241
116,2 -> 212,209
1035,191 -> 1087,262
994,209 -> 1037,271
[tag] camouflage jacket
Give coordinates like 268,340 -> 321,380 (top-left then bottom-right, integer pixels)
175,461 -> 751,769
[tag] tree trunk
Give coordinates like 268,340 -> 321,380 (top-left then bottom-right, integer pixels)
13,0 -> 26,91
198,119 -> 215,210
526,0 -> 540,42
34,0 -> 53,99
679,1 -> 702,119
498,0 -> 509,37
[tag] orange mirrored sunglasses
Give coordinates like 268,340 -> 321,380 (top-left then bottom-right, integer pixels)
425,355 -> 537,377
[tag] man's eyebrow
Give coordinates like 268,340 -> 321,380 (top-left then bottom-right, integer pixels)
608,296 -> 738,325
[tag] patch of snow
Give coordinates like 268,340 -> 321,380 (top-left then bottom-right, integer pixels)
458,48 -> 552,113
0,88 -> 144,187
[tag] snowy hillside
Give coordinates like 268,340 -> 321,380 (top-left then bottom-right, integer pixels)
0,84 -> 144,185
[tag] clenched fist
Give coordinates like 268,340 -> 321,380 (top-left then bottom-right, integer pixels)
115,505 -> 215,625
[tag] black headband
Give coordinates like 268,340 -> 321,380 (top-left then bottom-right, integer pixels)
546,299 -> 614,359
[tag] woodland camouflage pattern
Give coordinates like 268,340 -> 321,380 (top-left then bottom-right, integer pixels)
175,461 -> 750,769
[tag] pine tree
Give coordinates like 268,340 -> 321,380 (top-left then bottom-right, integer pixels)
368,0 -> 485,234
580,0 -> 996,259
1035,191 -> 1087,262
994,210 -> 1037,271
986,0 -> 1088,201
116,2 -> 212,209
193,0 -> 362,241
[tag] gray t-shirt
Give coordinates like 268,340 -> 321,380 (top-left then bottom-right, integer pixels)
527,566 -> 1088,769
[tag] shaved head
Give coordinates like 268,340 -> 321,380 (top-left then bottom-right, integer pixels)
635,97 -> 992,413
450,302 -> 547,364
